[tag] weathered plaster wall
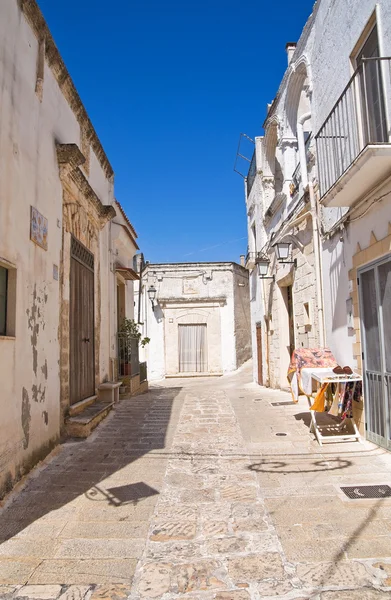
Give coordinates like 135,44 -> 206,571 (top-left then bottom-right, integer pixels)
0,2 -> 63,496
0,1 -> 116,496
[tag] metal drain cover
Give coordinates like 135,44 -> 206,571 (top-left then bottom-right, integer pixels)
341,485 -> 391,499
271,401 -> 295,406
275,432 -> 287,437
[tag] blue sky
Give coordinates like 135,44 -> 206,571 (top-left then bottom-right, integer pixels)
39,0 -> 315,264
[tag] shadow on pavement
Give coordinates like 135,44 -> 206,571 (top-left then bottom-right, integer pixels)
0,386 -> 182,542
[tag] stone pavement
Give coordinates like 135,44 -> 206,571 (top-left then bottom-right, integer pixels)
1,362 -> 391,599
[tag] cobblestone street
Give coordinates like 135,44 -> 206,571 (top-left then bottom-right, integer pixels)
1,363 -> 391,599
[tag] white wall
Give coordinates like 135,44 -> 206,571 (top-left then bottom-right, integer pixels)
0,0 -> 115,496
142,263 -> 250,380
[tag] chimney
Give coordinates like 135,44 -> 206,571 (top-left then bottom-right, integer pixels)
286,42 -> 297,65
240,255 -> 245,267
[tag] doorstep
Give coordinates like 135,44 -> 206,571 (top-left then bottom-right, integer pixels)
65,401 -> 114,438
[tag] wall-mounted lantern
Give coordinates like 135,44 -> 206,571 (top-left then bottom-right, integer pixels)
273,242 -> 297,266
256,253 -> 274,280
147,285 -> 157,311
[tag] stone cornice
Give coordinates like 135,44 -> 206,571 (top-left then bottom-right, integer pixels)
114,200 -> 138,240
56,144 -> 116,223
158,296 -> 227,307
21,0 -> 114,179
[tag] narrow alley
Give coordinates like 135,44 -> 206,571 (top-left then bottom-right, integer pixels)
1,364 -> 391,599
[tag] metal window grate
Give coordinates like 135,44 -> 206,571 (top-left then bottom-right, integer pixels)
341,485 -> 391,499
71,236 -> 94,272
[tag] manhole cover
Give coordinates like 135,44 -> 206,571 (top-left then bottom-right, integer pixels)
341,485 -> 391,499
275,432 -> 287,437
271,401 -> 295,406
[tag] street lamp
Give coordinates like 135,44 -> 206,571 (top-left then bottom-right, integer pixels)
147,285 -> 157,311
273,242 -> 297,266
256,253 -> 274,280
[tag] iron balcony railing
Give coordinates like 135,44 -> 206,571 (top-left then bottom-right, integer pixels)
315,57 -> 391,198
117,334 -> 140,378
245,251 -> 257,267
247,150 -> 257,197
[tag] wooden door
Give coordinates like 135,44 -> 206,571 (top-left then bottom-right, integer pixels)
256,323 -> 263,385
70,236 -> 95,405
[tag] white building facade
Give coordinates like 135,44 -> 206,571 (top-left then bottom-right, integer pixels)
244,0 -> 391,447
0,0 -> 141,496
139,263 -> 251,381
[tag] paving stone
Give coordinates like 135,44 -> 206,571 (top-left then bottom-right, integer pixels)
89,584 -> 130,600
202,521 -> 228,536
137,562 -> 172,598
220,485 -> 257,502
0,539 -> 60,559
207,537 -> 250,555
14,585 -> 63,599
345,536 -> 391,559
154,503 -> 198,520
150,521 -> 197,541
373,561 -> 391,585
59,521 -> 149,539
57,586 -> 92,600
228,553 -> 284,582
28,560 -> 137,585
174,561 -> 227,593
233,517 -> 268,533
0,559 -> 41,585
146,541 -> 203,561
296,561 -> 372,588
320,590 -> 391,599
0,586 -> 21,599
55,538 -> 145,559
214,591 -> 250,600
257,579 -> 294,596
180,489 -> 215,503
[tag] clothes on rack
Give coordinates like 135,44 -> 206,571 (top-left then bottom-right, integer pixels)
310,380 -> 362,417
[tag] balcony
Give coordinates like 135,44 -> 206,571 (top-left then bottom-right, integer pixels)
316,57 -> 391,207
245,251 -> 257,269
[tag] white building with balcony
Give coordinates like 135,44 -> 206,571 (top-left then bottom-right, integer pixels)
242,0 -> 391,449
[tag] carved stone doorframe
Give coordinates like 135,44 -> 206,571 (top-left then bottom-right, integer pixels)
56,143 -> 115,426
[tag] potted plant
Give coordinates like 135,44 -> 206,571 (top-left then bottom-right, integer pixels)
118,318 -> 150,377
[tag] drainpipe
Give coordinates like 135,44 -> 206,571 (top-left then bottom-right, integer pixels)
297,112 -> 325,347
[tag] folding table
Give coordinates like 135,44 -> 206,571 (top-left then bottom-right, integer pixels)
300,367 -> 362,446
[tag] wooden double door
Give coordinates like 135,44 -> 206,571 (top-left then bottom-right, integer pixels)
70,236 -> 95,405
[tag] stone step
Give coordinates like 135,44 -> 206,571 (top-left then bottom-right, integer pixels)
65,401 -> 114,438
68,394 -> 97,416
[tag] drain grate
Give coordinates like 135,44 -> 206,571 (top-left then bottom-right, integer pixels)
253,398 -> 262,402
271,401 -> 295,406
341,485 -> 391,499
275,432 -> 287,437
